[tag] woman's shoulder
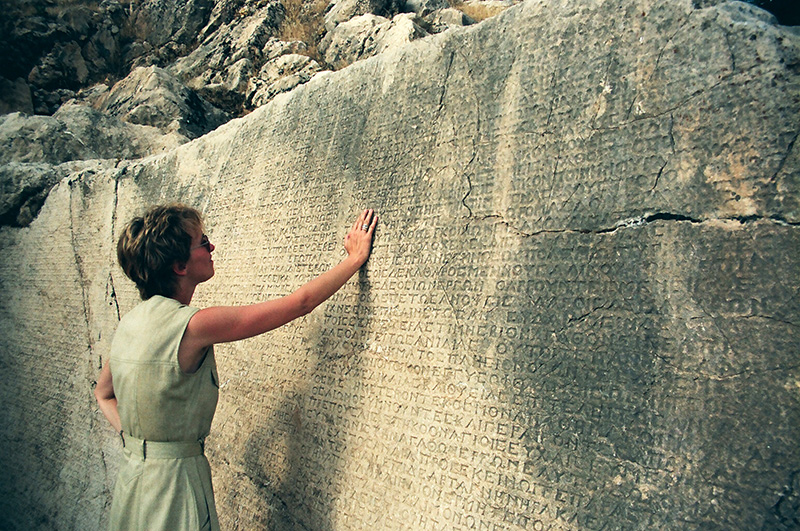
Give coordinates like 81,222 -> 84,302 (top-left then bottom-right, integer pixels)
112,296 -> 200,364
119,295 -> 198,330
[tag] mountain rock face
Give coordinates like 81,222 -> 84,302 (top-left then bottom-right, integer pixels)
1,0 -> 799,529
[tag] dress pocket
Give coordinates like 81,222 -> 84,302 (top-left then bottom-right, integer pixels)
183,458 -> 212,529
116,455 -> 144,487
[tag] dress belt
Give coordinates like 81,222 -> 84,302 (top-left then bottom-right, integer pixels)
122,433 -> 204,460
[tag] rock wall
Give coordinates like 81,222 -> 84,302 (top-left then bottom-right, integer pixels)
1,0 -> 799,529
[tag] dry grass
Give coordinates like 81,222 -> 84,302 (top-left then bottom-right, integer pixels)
448,0 -> 509,22
278,0 -> 330,63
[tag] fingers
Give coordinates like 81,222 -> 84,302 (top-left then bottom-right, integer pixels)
352,209 -> 368,232
348,209 -> 377,238
355,209 -> 373,232
362,209 -> 373,231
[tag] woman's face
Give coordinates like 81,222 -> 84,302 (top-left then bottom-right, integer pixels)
185,230 -> 215,284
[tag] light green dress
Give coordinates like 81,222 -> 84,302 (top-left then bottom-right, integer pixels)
109,296 -> 220,530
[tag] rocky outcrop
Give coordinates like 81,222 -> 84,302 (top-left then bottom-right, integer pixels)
125,0 -> 215,64
91,66 -> 231,139
0,0 -> 487,123
0,0 -> 129,114
248,53 -> 324,107
319,12 -> 429,69
167,0 -> 286,112
0,1 -> 797,530
0,105 -> 182,165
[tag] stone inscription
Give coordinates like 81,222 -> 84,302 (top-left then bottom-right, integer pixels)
191,2 -> 800,526
203,141 -> 798,529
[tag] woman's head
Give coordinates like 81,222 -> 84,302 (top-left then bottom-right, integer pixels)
117,204 -> 205,300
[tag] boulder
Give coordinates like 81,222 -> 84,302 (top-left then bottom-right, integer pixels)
324,0 -> 375,30
53,102 -> 187,159
261,37 -> 314,63
5,1 -> 128,114
248,54 -> 324,107
27,41 -> 90,90
94,66 -> 230,139
0,112 -> 91,165
0,160 -> 113,227
319,13 -> 429,69
196,0 -> 252,43
0,162 -> 65,227
0,104 -> 186,167
451,0 -> 515,22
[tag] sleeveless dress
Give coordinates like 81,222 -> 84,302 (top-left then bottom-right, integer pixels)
108,295 -> 220,530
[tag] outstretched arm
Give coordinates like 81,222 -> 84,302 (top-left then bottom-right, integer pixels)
178,209 -> 378,373
95,361 -> 122,433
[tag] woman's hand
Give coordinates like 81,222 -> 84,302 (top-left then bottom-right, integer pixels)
344,208 -> 377,265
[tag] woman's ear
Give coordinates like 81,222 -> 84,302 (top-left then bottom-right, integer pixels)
173,262 -> 188,276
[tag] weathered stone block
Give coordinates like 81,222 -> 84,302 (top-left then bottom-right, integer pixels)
0,0 -> 797,529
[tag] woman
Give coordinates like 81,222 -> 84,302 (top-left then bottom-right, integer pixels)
94,204 -> 377,530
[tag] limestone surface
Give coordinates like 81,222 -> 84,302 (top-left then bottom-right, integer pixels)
0,0 -> 798,530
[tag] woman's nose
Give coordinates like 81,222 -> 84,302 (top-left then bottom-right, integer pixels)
209,242 -> 215,252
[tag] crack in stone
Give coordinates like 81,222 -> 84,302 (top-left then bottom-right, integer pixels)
589,52 -> 616,130
68,176 -> 94,363
434,259 -> 486,373
595,78 -> 726,132
696,363 -> 800,382
461,170 -> 474,220
107,273 -> 121,323
562,181 -> 580,207
108,170 -> 122,323
475,211 -> 798,238
770,129 -> 799,183
436,50 -> 455,117
565,301 -> 615,326
436,259 -> 461,324
651,159 -> 668,192
652,113 -> 676,192
542,143 -> 563,220
719,21 -> 738,74
609,55 -> 769,132
667,112 -> 676,151
625,14 -> 695,121
544,40 -> 566,131
700,306 -> 747,364
742,314 -> 799,328
654,13 -> 695,78
454,49 -> 480,221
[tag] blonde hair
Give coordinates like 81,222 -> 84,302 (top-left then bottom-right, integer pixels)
117,204 -> 204,300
